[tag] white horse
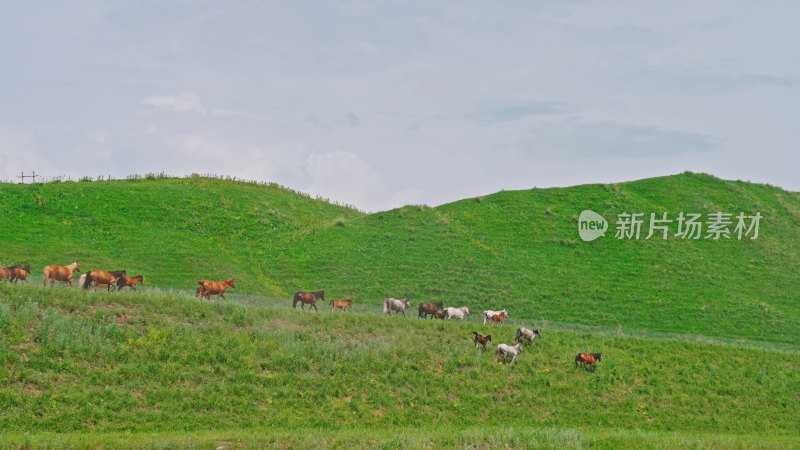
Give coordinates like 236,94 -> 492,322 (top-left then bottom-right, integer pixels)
383,298 -> 411,316
496,342 -> 523,364
444,306 -> 469,320
515,327 -> 542,344
483,309 -> 508,325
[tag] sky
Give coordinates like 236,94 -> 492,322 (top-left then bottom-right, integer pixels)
1,1 -> 798,211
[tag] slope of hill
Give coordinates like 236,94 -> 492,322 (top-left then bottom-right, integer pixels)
273,172 -> 800,344
1,172 -> 798,345
0,284 -> 798,447
0,175 -> 362,295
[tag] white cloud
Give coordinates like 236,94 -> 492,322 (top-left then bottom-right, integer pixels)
211,108 -> 275,122
305,151 -> 386,210
142,91 -> 207,115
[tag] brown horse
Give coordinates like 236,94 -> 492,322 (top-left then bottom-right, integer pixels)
118,275 -> 144,292
575,352 -> 602,370
472,331 -> 492,350
293,290 -> 324,311
491,313 -> 506,325
433,311 -> 447,320
197,279 -> 235,301
83,270 -> 119,292
43,262 -> 80,287
418,301 -> 444,319
330,299 -> 353,312
0,266 -> 14,282
11,265 -> 31,283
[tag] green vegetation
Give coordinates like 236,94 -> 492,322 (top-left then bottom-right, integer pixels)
2,172 -> 796,344
0,284 -> 798,448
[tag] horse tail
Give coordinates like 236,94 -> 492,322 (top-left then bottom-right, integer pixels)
83,272 -> 93,289
383,299 -> 389,314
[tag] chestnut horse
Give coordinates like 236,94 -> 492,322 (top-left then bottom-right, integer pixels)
0,266 -> 14,282
79,273 -> 116,292
118,275 -> 144,292
198,279 -> 236,301
418,301 -> 444,319
43,262 -> 80,287
330,299 -> 353,312
575,352 -> 602,370
293,290 -> 324,311
490,312 -> 506,325
11,265 -> 31,283
83,270 -> 119,292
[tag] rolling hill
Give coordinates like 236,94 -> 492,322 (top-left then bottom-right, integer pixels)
1,172 -> 799,447
1,172 -> 797,344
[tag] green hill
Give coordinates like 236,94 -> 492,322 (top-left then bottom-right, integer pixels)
1,172 -> 799,345
0,285 -> 798,448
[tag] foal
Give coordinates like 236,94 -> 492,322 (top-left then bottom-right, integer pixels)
472,331 -> 492,350
490,313 -> 506,325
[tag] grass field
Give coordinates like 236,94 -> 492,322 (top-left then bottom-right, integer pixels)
0,282 -> 798,448
0,173 -> 798,447
1,172 -> 797,345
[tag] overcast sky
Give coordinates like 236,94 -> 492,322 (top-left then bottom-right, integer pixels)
1,1 -> 798,211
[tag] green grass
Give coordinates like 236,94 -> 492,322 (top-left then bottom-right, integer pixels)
2,173 -> 799,345
1,173 -> 798,345
0,283 -> 798,447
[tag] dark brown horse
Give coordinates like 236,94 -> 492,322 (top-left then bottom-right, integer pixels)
83,270 -> 119,292
118,275 -> 144,292
197,279 -> 235,301
433,311 -> 447,320
330,299 -> 353,312
293,290 -> 324,311
575,352 -> 602,370
472,331 -> 492,350
418,301 -> 444,319
43,262 -> 80,287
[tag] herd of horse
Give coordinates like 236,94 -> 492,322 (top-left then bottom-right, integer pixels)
2,261 -> 602,369
291,291 -> 601,368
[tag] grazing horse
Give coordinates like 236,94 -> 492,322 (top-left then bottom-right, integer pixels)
117,275 -> 144,292
496,342 -> 523,364
43,262 -> 80,287
418,301 -> 444,319
472,331 -> 492,350
444,306 -> 469,320
330,299 -> 353,312
383,298 -> 411,316
490,312 -> 506,325
575,352 -> 602,370
515,327 -> 542,344
293,290 -> 324,310
433,311 -> 447,320
11,265 -> 31,283
198,279 -> 236,301
83,270 -> 119,292
483,309 -> 508,325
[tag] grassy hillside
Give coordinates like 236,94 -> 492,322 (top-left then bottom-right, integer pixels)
0,175 -> 362,295
1,172 -> 799,345
0,284 -> 798,448
275,172 -> 800,344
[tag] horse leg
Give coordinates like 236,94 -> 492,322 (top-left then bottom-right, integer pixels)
312,303 -> 318,312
